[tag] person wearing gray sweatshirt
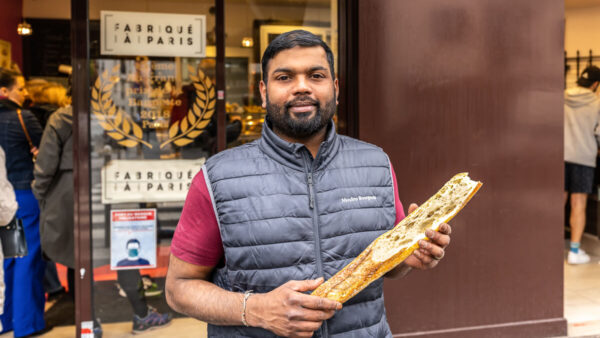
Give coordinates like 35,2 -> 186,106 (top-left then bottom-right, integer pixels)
565,65 -> 600,264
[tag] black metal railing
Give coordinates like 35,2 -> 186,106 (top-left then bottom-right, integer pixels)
565,49 -> 600,88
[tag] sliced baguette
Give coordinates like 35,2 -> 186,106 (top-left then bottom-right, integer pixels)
311,172 -> 482,303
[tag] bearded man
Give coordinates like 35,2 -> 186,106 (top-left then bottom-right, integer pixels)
166,30 -> 451,337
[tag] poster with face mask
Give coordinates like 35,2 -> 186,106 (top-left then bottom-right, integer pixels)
110,209 -> 157,270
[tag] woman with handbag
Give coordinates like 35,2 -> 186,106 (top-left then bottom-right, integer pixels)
0,145 -> 16,332
0,68 -> 47,337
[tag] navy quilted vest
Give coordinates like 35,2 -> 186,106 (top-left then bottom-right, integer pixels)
204,121 -> 396,337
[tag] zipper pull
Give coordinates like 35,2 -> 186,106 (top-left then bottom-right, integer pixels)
308,173 -> 315,209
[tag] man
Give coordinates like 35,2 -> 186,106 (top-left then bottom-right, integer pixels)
166,31 -> 451,337
116,239 -> 151,267
564,66 -> 600,265
0,68 -> 46,337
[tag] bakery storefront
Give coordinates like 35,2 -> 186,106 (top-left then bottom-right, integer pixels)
11,0 -> 356,336
2,0 -> 567,337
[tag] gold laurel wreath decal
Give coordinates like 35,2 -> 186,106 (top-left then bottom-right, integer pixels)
91,65 -> 152,148
159,65 -> 215,148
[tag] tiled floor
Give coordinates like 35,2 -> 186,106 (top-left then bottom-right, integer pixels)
565,233 -> 600,337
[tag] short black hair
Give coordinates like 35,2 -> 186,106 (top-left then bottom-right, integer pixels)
261,30 -> 335,83
0,68 -> 21,89
126,238 -> 140,247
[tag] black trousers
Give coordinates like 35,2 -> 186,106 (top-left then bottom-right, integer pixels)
66,268 -> 147,318
117,269 -> 148,317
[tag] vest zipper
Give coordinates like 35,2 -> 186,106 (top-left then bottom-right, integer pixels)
303,152 -> 328,338
307,173 -> 315,209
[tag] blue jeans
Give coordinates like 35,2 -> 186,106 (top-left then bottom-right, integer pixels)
0,189 -> 46,337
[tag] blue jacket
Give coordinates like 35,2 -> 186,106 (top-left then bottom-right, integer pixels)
204,120 -> 396,337
0,99 -> 43,190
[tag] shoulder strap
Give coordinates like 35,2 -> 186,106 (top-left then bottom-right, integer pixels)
16,109 -> 34,150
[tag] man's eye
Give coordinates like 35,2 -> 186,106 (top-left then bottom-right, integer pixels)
276,75 -> 289,81
312,73 -> 325,79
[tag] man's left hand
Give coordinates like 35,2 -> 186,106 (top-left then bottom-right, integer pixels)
403,203 -> 452,270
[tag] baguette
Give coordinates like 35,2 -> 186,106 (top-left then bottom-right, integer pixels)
311,172 -> 482,303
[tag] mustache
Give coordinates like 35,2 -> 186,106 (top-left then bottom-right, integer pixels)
285,97 -> 319,109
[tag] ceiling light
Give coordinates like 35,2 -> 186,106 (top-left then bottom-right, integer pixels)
17,21 -> 32,36
241,37 -> 253,48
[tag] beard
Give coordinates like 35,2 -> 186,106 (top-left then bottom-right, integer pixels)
266,92 -> 337,139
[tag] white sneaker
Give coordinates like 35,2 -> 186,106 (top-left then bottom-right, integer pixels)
568,249 -> 591,264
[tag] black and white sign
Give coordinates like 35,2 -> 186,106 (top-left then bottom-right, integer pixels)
101,159 -> 205,203
101,10 -> 206,57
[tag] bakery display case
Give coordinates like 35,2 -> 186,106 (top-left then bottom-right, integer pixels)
226,102 -> 265,143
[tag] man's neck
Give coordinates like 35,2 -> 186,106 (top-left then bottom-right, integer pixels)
273,125 -> 328,159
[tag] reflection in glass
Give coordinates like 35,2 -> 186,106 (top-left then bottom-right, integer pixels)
91,57 -> 220,160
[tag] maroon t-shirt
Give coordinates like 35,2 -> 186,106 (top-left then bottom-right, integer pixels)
171,165 -> 406,266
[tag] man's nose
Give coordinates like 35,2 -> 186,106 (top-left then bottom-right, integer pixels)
292,76 -> 312,95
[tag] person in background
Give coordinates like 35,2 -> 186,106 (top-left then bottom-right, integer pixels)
28,82 -> 70,129
0,68 -> 46,336
565,66 -> 600,265
29,82 -> 71,300
24,79 -> 48,112
0,146 -> 17,333
32,105 -> 75,300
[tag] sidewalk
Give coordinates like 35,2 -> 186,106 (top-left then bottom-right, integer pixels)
565,233 -> 600,337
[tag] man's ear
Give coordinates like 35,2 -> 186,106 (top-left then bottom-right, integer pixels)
0,87 -> 8,97
334,78 -> 339,105
259,80 -> 267,109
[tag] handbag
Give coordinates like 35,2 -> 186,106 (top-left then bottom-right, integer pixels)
0,217 -> 28,258
16,109 -> 37,162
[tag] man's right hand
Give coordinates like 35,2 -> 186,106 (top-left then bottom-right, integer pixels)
246,278 -> 342,338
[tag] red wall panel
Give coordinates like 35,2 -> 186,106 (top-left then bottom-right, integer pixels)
0,0 -> 23,69
359,1 -> 566,336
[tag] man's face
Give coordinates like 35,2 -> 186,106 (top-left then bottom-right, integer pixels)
260,46 -> 339,139
0,76 -> 27,106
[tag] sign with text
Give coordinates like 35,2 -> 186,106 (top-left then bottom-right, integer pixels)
100,10 -> 206,57
110,209 -> 157,270
102,159 -> 204,204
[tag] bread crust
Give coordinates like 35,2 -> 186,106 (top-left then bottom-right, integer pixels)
311,173 -> 482,303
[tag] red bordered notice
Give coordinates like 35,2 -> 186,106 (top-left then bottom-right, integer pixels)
110,209 -> 157,270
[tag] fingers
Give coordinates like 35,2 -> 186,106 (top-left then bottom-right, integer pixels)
286,278 -> 324,293
293,293 -> 342,311
438,223 -> 452,235
408,203 -> 419,214
288,307 -> 336,322
412,247 -> 439,268
425,227 -> 451,248
418,239 -> 445,260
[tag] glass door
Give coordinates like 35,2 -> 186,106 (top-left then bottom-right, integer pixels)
86,0 -> 220,332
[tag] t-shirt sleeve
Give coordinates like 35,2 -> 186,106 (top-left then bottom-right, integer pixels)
391,164 -> 406,224
171,168 -> 224,266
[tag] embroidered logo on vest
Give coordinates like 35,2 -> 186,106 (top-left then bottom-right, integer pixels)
341,195 -> 377,203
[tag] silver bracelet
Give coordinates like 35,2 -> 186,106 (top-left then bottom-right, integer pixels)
242,290 -> 253,327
